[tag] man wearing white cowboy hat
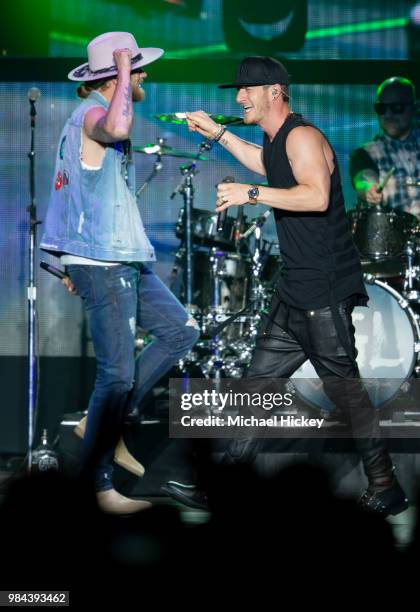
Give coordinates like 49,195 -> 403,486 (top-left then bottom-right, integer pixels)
41,32 -> 199,514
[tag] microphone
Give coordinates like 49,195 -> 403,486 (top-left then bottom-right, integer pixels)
27,87 -> 41,102
40,261 -> 67,280
28,88 -> 41,126
216,176 -> 235,232
241,210 -> 271,240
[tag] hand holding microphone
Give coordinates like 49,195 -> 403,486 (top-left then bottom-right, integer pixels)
40,261 -> 77,295
216,176 -> 235,232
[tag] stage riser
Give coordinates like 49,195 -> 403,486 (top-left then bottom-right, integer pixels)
58,419 -> 420,501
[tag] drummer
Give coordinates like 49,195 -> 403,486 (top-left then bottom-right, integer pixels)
349,77 -> 419,216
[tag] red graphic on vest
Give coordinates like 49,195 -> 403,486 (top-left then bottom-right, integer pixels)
54,171 -> 63,190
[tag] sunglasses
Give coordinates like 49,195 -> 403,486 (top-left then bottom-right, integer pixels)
374,102 -> 413,115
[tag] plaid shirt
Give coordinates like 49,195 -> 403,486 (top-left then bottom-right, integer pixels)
361,127 -> 420,215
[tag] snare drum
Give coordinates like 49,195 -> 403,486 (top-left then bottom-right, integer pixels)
176,207 -> 247,251
292,279 -> 420,410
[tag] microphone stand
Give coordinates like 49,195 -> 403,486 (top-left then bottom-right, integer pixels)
211,216 -> 273,338
171,138 -> 212,310
135,138 -> 166,198
179,162 -> 197,308
27,96 -> 42,470
135,154 -> 163,198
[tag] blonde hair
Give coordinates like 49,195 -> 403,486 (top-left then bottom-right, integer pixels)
76,77 -> 113,99
280,85 -> 290,102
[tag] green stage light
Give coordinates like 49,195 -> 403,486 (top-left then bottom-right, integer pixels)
49,16 -> 408,59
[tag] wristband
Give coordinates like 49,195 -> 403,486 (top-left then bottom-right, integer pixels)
212,124 -> 226,142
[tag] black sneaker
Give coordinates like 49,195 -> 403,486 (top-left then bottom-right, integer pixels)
161,481 -> 209,511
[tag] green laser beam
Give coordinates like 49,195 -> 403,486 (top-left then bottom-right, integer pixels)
48,30 -> 227,58
49,16 -> 409,59
165,44 -> 228,59
49,32 -> 90,46
305,17 -> 408,39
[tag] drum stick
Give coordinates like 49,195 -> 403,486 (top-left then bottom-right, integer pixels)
377,166 -> 395,192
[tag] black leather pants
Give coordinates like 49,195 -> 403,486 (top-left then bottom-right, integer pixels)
224,292 -> 394,488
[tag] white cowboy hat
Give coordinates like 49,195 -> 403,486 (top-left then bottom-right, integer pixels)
68,31 -> 164,82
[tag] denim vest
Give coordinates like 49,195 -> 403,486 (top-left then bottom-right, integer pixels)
40,90 -> 156,262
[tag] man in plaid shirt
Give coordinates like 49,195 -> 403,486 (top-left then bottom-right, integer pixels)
350,77 -> 419,216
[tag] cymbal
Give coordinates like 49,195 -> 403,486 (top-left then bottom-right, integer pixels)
153,113 -> 245,126
133,143 -> 208,160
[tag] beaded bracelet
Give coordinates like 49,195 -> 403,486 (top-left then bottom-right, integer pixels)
212,124 -> 226,142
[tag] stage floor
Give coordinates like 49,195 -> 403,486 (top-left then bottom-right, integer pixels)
0,468 -> 416,549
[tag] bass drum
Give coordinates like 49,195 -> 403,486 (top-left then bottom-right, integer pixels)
348,206 -> 417,259
291,279 -> 420,411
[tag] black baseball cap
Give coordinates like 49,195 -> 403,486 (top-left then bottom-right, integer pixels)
218,56 -> 290,89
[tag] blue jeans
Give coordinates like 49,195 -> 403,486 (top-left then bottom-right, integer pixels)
67,263 -> 199,491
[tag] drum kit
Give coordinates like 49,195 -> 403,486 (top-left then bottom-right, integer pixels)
136,114 -> 420,414
135,113 -> 278,381
297,202 -> 420,414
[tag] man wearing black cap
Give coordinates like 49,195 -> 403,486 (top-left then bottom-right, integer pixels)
350,77 -> 419,214
164,56 -> 408,517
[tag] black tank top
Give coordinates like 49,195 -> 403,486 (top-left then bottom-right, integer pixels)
263,113 -> 367,309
